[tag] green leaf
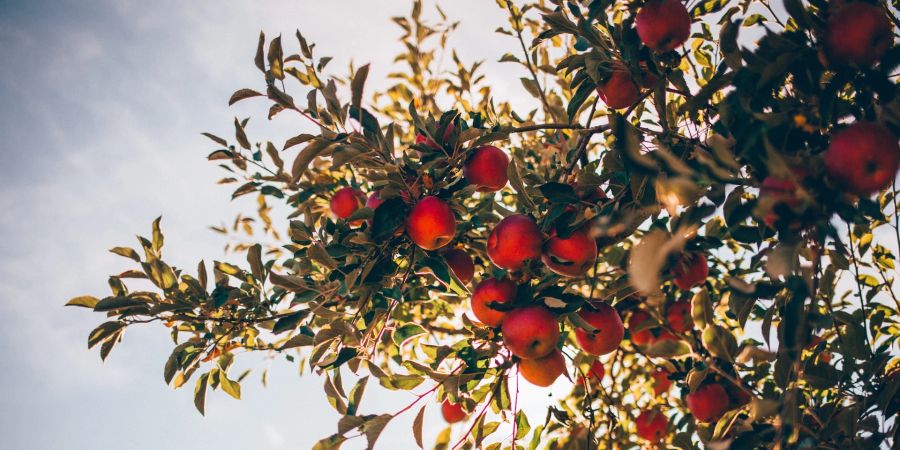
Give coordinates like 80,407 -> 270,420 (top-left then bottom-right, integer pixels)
66,295 -> 99,308
220,375 -> 242,400
413,405 -> 425,448
273,311 -> 309,335
538,182 -> 577,204
228,88 -> 263,106
370,197 -> 407,241
515,409 -> 531,439
392,323 -> 427,347
194,371 -> 210,415
350,64 -> 370,111
109,247 -> 141,262
93,296 -> 147,313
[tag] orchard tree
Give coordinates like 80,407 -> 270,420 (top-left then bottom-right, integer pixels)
68,0 -> 900,448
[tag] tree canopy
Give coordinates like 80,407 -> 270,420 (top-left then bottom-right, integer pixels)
68,0 -> 900,448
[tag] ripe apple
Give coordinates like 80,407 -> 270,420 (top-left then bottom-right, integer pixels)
758,171 -> 807,229
597,66 -> 641,110
519,348 -> 567,387
542,227 -> 599,277
444,248 -> 475,284
636,0 -> 692,53
824,122 -> 900,196
628,309 -> 655,346
487,214 -> 543,271
686,383 -> 729,422
406,196 -> 457,250
416,123 -> 455,149
464,146 -> 510,192
470,278 -> 516,327
672,252 -> 708,290
330,187 -> 365,219
824,3 -> 893,66
575,302 -> 625,355
502,305 -> 560,359
651,368 -> 672,395
635,409 -> 668,442
666,300 -> 693,333
441,399 -> 467,423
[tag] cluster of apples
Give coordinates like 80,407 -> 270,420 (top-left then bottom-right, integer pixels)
592,0 -> 692,110
757,1 -> 899,227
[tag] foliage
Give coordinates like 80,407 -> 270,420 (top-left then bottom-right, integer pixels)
68,0 -> 900,448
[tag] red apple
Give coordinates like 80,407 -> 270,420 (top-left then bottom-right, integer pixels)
542,227 -> 598,277
636,0 -> 692,53
824,3 -> 893,66
635,409 -> 668,442
759,172 -> 806,228
628,310 -> 655,346
416,123 -> 456,149
597,66 -> 641,110
824,122 -> 900,196
330,187 -> 364,219
406,196 -> 457,250
651,369 -> 672,395
464,146 -> 510,192
575,302 -> 625,355
673,252 -> 708,290
519,348 -> 567,387
470,278 -> 516,327
441,399 -> 467,423
686,383 -> 729,422
666,300 -> 693,333
444,248 -> 475,284
502,306 -> 560,359
487,214 -> 543,271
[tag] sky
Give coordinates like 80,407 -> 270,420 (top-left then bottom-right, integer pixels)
0,1 -> 558,449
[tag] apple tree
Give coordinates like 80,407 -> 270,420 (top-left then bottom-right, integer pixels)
68,0 -> 900,448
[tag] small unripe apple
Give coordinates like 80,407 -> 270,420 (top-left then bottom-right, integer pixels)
487,214 -> 543,271
542,227 -> 598,277
672,252 -> 708,290
686,383 -> 729,422
666,300 -> 693,333
519,348 -> 567,387
575,302 -> 624,355
502,305 -> 560,359
636,0 -> 692,53
406,196 -> 457,250
464,146 -> 510,192
471,278 -> 516,327
330,187 -> 365,219
444,248 -> 475,284
824,3 -> 893,66
416,123 -> 455,149
628,309 -> 655,346
597,67 -> 641,110
441,399 -> 467,423
651,368 -> 672,395
635,409 -> 668,442
824,122 -> 900,196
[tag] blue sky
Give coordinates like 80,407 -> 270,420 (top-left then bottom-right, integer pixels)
0,1 -> 558,449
